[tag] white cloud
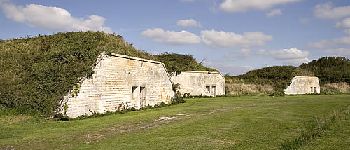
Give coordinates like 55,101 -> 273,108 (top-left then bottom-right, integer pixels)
326,48 -> 350,56
309,40 -> 331,49
313,3 -> 350,43
336,17 -> 350,28
220,0 -> 300,13
0,1 -> 111,33
336,18 -> 350,35
259,48 -> 309,65
240,48 -> 251,56
201,30 -> 272,48
266,9 -> 282,17
310,36 -> 350,49
141,28 -> 200,45
314,2 -> 350,20
177,19 -> 201,28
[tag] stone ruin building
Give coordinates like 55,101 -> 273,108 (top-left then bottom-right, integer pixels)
284,76 -> 320,95
171,71 -> 225,97
59,53 -> 174,118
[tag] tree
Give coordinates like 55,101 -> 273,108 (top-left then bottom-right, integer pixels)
300,57 -> 350,83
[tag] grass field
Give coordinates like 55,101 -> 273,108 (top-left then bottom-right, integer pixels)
1,95 -> 350,150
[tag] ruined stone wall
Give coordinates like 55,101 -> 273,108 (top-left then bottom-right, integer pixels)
171,71 -> 225,97
60,53 -> 174,118
284,76 -> 320,95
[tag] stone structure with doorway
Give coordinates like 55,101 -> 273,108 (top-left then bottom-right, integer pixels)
59,53 -> 174,118
170,71 -> 225,97
284,76 -> 320,95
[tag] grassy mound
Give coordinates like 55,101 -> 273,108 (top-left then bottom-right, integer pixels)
226,57 -> 350,96
300,57 -> 350,83
0,32 -> 153,115
226,66 -> 312,95
155,53 -> 216,73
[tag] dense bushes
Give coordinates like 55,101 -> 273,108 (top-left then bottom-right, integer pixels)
155,53 -> 216,73
225,57 -> 350,96
171,91 -> 186,104
0,32 -> 153,116
300,57 -> 350,84
225,66 -> 299,95
2,31 -> 349,116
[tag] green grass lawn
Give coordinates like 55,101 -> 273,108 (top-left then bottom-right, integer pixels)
1,95 -> 350,150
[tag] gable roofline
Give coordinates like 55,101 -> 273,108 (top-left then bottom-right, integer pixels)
110,53 -> 161,64
109,53 -> 173,83
293,76 -> 319,78
181,71 -> 221,74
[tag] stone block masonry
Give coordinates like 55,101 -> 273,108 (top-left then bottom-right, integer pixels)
284,76 -> 320,95
171,71 -> 225,97
59,53 -> 174,118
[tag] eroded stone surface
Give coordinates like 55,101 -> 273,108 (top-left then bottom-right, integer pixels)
59,53 -> 174,118
284,76 -> 320,95
170,71 -> 225,97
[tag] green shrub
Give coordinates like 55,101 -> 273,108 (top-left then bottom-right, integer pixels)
155,53 -> 216,73
146,104 -> 153,109
171,91 -> 185,104
321,86 -> 342,95
0,32 -> 154,116
160,102 -> 167,107
130,107 -> 136,111
300,57 -> 350,84
226,57 -> 350,96
63,102 -> 68,116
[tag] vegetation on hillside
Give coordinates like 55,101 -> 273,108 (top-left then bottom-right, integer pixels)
300,57 -> 350,83
0,32 -> 153,115
155,53 -> 216,73
0,32 -> 216,115
226,66 -> 310,95
226,57 -> 350,95
1,31 -> 349,115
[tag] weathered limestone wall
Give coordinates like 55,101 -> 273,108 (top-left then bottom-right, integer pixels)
60,53 -> 174,118
284,76 -> 320,95
171,71 -> 225,97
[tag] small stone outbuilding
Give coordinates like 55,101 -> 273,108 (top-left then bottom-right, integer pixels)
170,71 -> 225,97
284,76 -> 320,95
60,53 -> 174,118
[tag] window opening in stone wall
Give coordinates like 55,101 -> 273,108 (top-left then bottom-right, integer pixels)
175,71 -> 181,76
206,86 -> 210,94
314,87 -> 317,93
310,87 -> 313,93
132,86 -> 138,100
212,86 -> 216,97
140,87 -> 146,107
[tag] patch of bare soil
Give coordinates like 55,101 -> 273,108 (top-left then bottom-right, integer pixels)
82,106 -> 243,144
0,145 -> 15,150
82,114 -> 191,144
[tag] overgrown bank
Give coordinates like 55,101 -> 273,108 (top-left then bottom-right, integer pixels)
154,53 -> 216,73
1,31 -> 349,116
0,32 -> 153,115
0,32 -> 213,116
225,57 -> 350,96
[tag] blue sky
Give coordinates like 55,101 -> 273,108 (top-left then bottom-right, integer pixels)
1,0 -> 350,75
